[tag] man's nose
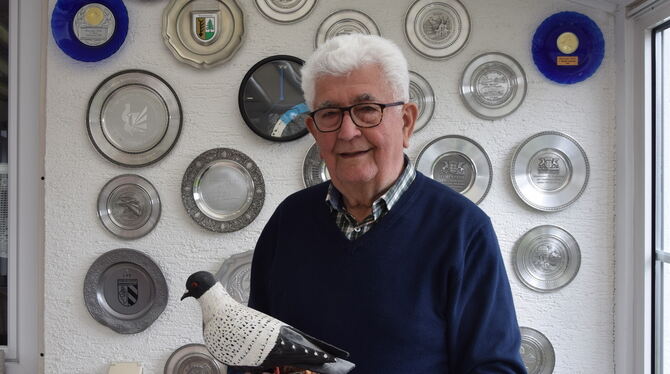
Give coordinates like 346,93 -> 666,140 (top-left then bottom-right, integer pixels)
337,111 -> 361,140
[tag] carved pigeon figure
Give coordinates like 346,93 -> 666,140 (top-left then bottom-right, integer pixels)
181,271 -> 355,374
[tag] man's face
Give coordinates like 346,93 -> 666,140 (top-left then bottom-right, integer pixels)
305,64 -> 417,191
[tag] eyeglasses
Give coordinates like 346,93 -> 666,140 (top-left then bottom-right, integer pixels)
309,101 -> 404,132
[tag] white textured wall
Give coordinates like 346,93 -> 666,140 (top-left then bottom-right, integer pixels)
44,0 -> 615,373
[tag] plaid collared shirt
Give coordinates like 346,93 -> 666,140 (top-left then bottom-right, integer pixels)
325,155 -> 416,241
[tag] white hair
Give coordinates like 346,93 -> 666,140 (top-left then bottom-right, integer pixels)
301,34 -> 410,110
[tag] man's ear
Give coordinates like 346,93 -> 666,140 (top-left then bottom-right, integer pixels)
402,102 -> 418,148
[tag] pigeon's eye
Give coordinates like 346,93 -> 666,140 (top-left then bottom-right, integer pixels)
191,281 -> 199,288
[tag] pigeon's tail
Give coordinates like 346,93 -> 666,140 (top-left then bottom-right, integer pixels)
297,357 -> 355,374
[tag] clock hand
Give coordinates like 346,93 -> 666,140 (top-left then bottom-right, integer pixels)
279,66 -> 285,102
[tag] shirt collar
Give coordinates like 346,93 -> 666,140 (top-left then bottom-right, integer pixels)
325,154 -> 416,218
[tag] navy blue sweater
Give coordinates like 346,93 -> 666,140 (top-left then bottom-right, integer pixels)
249,173 -> 526,373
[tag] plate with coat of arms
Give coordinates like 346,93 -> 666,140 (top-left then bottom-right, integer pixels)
83,248 -> 168,334
511,131 -> 589,211
163,0 -> 244,68
416,135 -> 492,204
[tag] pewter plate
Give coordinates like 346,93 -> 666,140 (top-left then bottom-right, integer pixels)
409,71 -> 435,132
302,142 -> 329,188
519,327 -> 555,374
460,52 -> 527,120
164,343 -> 226,374
404,0 -> 470,59
315,9 -> 381,48
163,0 -> 244,69
87,70 -> 182,167
215,250 -> 253,304
416,135 -> 492,204
83,248 -> 168,334
255,0 -> 317,24
182,148 -> 265,233
514,225 -> 580,292
97,174 -> 161,239
511,131 -> 589,211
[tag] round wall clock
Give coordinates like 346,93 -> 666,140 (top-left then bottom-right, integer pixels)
238,55 -> 310,142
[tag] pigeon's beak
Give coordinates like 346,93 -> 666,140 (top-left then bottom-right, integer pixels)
180,291 -> 192,301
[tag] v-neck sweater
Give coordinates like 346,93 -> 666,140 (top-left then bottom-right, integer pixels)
249,172 -> 525,374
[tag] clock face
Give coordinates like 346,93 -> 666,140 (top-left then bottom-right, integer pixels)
239,55 -> 310,142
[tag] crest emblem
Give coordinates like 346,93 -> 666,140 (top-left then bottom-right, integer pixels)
117,277 -> 139,307
192,12 -> 218,45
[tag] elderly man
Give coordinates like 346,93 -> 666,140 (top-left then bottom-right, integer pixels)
249,34 -> 525,374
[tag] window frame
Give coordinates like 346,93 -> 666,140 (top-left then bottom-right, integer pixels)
614,2 -> 670,374
2,0 -> 44,372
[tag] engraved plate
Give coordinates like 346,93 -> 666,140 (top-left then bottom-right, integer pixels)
182,148 -> 265,233
255,0 -> 317,24
511,131 -> 589,211
164,343 -> 226,374
51,0 -> 128,62
302,142 -> 329,188
404,0 -> 470,59
409,71 -> 435,132
72,3 -> 116,47
215,250 -> 253,304
315,9 -> 381,48
460,52 -> 526,120
87,70 -> 182,167
163,0 -> 244,69
519,327 -> 555,374
98,174 -> 161,239
83,248 -> 168,334
514,225 -> 580,292
416,135 -> 492,204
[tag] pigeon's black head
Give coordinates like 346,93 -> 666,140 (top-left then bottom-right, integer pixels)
181,271 -> 217,301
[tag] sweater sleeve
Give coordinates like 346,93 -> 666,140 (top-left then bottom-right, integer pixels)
447,219 -> 527,374
247,205 -> 280,313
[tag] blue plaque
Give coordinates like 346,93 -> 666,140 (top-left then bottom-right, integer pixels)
51,0 -> 129,62
531,11 -> 604,84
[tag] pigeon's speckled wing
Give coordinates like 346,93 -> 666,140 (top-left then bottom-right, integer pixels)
204,301 -> 284,367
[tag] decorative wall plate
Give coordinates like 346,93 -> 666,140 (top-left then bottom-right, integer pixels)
83,248 -> 168,334
404,0 -> 470,59
514,225 -> 580,292
302,142 -> 329,188
164,343 -> 227,374
532,11 -> 605,84
511,131 -> 589,211
51,0 -> 129,62
409,71 -> 435,132
97,174 -> 161,239
416,135 -> 492,204
315,9 -> 381,48
182,148 -> 265,233
239,55 -> 309,141
460,52 -> 526,120
163,0 -> 244,68
214,250 -> 253,304
519,327 -> 555,374
254,0 -> 317,24
87,70 -> 182,167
